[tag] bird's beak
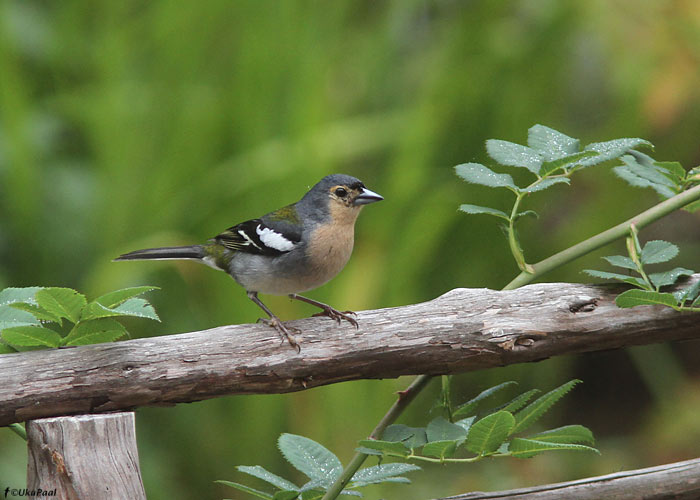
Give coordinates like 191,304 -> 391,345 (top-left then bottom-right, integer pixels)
353,187 -> 384,206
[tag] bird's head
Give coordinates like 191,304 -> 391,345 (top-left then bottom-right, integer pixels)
299,174 -> 383,225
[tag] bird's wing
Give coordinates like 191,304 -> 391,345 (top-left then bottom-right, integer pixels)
213,214 -> 302,256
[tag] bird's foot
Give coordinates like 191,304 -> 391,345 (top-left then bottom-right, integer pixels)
257,317 -> 301,352
312,306 -> 358,328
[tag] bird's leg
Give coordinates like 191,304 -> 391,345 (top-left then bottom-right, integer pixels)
247,291 -> 300,352
288,294 -> 358,329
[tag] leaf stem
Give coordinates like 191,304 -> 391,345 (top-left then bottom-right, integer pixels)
504,184 -> 700,290
7,423 -> 27,441
320,375 -> 433,500
323,184 -> 700,500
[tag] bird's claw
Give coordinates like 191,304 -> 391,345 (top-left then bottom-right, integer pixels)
258,317 -> 301,352
312,307 -> 359,328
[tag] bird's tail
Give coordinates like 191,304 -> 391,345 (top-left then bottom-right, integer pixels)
114,245 -> 206,262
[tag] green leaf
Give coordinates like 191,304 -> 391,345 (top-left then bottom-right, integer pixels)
654,161 -> 687,183
615,289 -> 678,308
539,151 -> 598,176
512,380 -> 581,434
617,156 -> 679,190
215,480 -> 274,500
485,139 -> 542,174
422,440 -> 459,459
527,125 -> 580,161
1,325 -> 62,347
35,288 -> 87,323
351,463 -> 420,487
9,303 -> 63,324
0,287 -> 43,307
678,280 -> 700,304
500,389 -> 540,413
93,286 -> 159,308
582,269 -> 646,288
0,304 -> 40,330
614,165 -> 676,198
0,342 -> 18,354
454,417 -> 475,434
278,434 -> 342,485
455,163 -> 519,192
82,298 -> 160,322
580,139 -> 652,167
273,491 -> 300,500
453,381 -> 518,419
466,411 -> 515,455
649,267 -> 695,288
508,438 -> 599,459
528,425 -> 595,445
382,425 -> 427,449
300,490 -> 325,500
459,204 -> 509,221
521,177 -> 570,193
684,199 -> 700,213
0,287 -> 45,329
426,417 -> 468,443
641,240 -> 678,264
62,318 -> 128,346
237,466 -> 299,492
602,255 -> 637,270
356,440 -> 409,457
514,210 -> 539,221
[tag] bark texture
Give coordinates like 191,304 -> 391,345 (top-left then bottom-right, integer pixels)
26,412 -> 146,500
440,457 -> 700,500
1,277 -> 698,426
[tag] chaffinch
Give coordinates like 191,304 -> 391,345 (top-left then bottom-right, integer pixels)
115,174 -> 383,350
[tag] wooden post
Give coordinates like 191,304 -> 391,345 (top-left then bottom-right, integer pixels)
26,412 -> 146,500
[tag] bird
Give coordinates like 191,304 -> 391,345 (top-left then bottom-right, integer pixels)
114,174 -> 383,351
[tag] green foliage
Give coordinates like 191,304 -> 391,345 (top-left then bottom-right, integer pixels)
584,227 -> 699,312
363,379 -> 596,464
0,286 -> 160,353
218,434 -> 420,499
221,380 -> 595,499
455,125 -> 653,272
613,152 -> 700,209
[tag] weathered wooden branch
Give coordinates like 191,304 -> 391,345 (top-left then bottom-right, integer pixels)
27,412 -> 146,499
2,277 -> 699,426
439,457 -> 700,500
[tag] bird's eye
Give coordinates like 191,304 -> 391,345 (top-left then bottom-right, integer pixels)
334,187 -> 348,197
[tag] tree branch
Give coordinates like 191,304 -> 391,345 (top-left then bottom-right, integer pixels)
439,457 -> 700,500
1,276 -> 698,426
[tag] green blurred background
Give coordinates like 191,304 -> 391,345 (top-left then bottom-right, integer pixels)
1,1 -> 699,498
